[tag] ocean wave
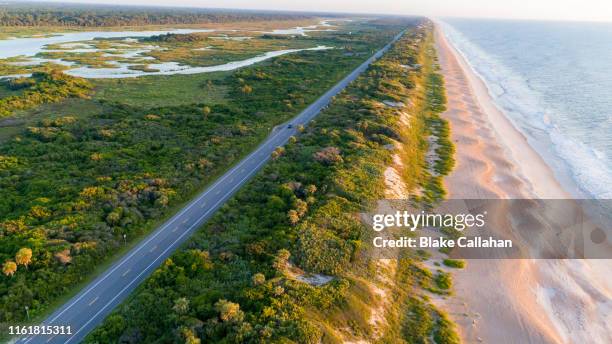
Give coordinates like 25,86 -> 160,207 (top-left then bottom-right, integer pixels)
440,21 -> 612,199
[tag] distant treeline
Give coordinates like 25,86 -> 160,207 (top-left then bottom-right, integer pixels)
143,33 -> 206,43
0,3 -> 313,27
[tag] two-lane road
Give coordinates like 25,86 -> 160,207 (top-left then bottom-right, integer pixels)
16,29 -> 405,344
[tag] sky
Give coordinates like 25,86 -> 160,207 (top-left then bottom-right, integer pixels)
33,0 -> 612,22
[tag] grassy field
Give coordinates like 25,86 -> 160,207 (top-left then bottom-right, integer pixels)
0,98 -> 107,142
92,72 -> 229,108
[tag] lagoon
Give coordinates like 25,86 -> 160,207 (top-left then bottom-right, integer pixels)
64,46 -> 332,78
0,29 -> 215,59
0,22 -> 336,79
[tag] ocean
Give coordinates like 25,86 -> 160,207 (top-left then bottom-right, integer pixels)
440,18 -> 612,199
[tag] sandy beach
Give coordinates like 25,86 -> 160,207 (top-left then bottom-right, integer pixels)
434,24 -> 612,344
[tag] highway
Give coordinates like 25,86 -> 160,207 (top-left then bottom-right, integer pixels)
16,29 -> 405,344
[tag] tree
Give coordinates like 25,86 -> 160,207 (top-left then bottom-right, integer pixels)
294,199 -> 308,217
202,106 -> 211,117
106,208 -> 122,226
3,260 -> 17,277
273,286 -> 285,296
173,297 -> 190,315
55,249 -> 72,265
215,299 -> 244,323
271,146 -> 285,160
90,152 -> 103,161
181,327 -> 200,344
193,250 -> 213,270
252,273 -> 265,286
273,249 -> 290,271
313,147 -> 343,165
155,194 -> 169,208
241,85 -> 253,94
15,248 -> 32,269
29,205 -> 50,219
305,184 -> 317,195
287,210 -> 299,225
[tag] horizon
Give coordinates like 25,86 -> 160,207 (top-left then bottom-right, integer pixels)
1,2 -> 610,344
13,0 -> 612,23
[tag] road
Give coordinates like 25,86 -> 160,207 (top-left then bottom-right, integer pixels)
16,29 -> 404,344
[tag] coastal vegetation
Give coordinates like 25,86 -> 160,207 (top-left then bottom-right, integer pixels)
0,3 -> 310,28
86,20 -> 460,343
0,71 -> 92,117
442,258 -> 465,269
0,19 -> 404,333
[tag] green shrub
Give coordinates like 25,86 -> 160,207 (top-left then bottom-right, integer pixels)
434,270 -> 452,290
442,259 -> 465,269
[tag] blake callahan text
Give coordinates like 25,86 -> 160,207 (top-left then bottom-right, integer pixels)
373,236 -> 513,248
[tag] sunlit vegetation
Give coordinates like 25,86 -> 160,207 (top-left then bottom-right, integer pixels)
389,28 -> 455,204
442,258 -> 465,269
0,3 -> 310,27
0,20 -> 403,332
87,19 -> 459,343
0,71 -> 92,117
0,59 -> 69,77
401,296 -> 460,344
144,33 -> 207,43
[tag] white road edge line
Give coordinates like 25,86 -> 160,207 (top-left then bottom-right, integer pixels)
63,155 -> 271,343
36,117 -> 285,331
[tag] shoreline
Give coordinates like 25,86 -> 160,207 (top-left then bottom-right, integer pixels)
435,23 -> 569,200
433,23 -> 612,343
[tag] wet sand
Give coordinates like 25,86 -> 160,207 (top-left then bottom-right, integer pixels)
434,25 -> 612,344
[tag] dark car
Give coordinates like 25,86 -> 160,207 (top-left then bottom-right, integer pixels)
287,124 -> 293,129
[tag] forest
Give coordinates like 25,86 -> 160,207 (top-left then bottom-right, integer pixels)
0,3 -> 310,27
86,20 -> 459,344
0,19 -> 405,336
